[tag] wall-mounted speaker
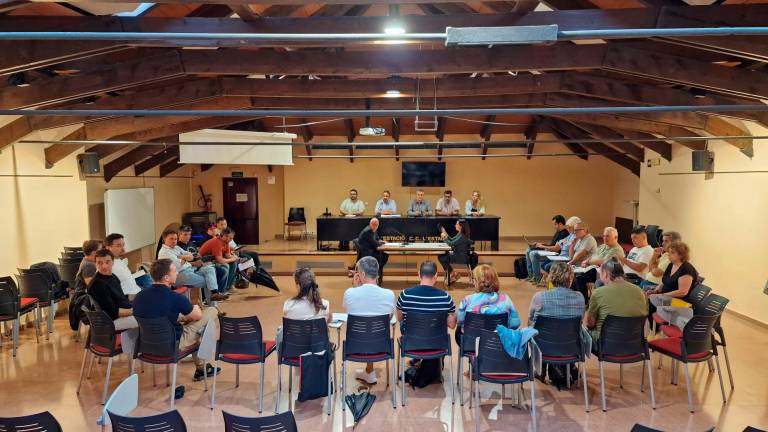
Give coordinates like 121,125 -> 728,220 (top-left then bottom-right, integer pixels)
77,152 -> 100,174
692,150 -> 714,172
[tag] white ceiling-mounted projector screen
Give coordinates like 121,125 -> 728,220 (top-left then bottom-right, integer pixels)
104,188 -> 156,253
179,129 -> 296,165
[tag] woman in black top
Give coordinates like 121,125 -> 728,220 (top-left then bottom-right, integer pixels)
439,219 -> 473,282
648,241 -> 699,328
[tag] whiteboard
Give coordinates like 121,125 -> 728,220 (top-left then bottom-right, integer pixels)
104,188 -> 156,253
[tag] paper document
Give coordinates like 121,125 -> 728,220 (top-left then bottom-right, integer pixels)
380,214 -> 401,218
573,265 -> 598,273
536,251 -> 557,256
238,258 -> 255,271
332,313 -> 348,323
131,269 -> 146,279
547,256 -> 569,262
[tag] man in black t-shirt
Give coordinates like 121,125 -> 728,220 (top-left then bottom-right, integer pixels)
525,215 -> 570,281
87,249 -> 137,331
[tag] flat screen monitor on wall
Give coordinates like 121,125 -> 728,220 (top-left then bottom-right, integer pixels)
401,162 -> 446,187
105,188 -> 156,253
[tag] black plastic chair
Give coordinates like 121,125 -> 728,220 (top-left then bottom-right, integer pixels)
652,284 -> 712,334
285,207 -> 307,240
223,410 -> 297,432
56,262 -> 80,290
132,316 -> 203,409
471,329 -> 536,432
212,316 -> 276,413
14,271 -> 55,339
0,276 -> 39,357
108,409 -> 186,432
650,314 -> 726,413
398,312 -> 454,406
0,411 -> 62,431
58,257 -> 83,266
645,225 -> 662,248
457,312 -> 508,406
77,310 -> 124,404
342,314 -> 396,410
534,316 -> 589,411
594,315 -> 655,412
445,243 -> 476,287
64,246 -> 84,253
276,317 -> 335,415
62,250 -> 85,259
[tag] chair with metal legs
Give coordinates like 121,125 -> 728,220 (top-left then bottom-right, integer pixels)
456,312 -> 508,406
76,310 -> 125,404
97,374 -> 139,432
397,312 -> 455,406
211,316 -> 276,413
275,318 -> 335,415
471,330 -> 536,432
651,284 -> 711,336
650,314 -> 727,413
533,316 -> 590,412
594,315 -> 656,412
342,314 -> 396,411
0,276 -> 40,357
0,411 -> 62,432
15,272 -> 57,339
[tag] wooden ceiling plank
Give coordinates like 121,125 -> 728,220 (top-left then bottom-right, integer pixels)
133,145 -> 180,175
43,128 -> 86,168
159,157 -> 185,177
614,129 -> 672,162
230,4 -> 260,21
103,145 -> 160,182
551,119 -> 640,176
0,117 -> 33,153
572,122 -> 645,162
86,143 -> 128,159
543,121 -> 589,161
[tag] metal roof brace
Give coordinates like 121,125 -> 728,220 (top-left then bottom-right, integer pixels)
414,77 -> 438,132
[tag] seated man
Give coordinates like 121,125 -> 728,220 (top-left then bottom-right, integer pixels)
215,217 -> 261,276
133,258 -> 221,382
375,190 -> 397,215
642,231 -> 681,289
340,188 -> 366,216
407,189 -> 433,216
343,256 -> 396,384
617,227 -> 655,284
525,215 -> 569,281
158,228 -> 228,303
584,258 -> 648,341
88,249 -> 137,331
435,189 -> 460,216
356,218 -> 388,281
74,239 -> 102,293
572,227 -> 625,301
176,225 -> 194,251
199,227 -> 239,293
396,261 -> 457,329
567,222 -> 597,267
104,233 -> 149,297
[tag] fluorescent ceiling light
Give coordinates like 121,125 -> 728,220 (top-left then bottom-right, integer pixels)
384,90 -> 402,98
384,26 -> 406,35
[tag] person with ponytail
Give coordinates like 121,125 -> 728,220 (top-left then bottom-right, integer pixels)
584,257 -> 647,341
283,268 -> 330,322
455,264 -> 520,345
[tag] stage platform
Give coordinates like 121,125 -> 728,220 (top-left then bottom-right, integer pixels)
247,236 -> 546,276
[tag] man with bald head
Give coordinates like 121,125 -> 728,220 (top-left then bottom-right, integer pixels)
356,217 -> 388,281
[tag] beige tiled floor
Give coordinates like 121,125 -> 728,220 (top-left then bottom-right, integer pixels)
1,276 -> 766,431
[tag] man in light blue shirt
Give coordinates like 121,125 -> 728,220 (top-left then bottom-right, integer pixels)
407,190 -> 433,216
340,188 -> 365,216
374,190 -> 397,215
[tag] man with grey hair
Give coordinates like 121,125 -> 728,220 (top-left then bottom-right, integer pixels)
642,231 -> 682,289
572,226 -> 626,302
343,256 -> 396,384
567,222 -> 597,267
529,216 -> 581,284
356,218 -> 388,281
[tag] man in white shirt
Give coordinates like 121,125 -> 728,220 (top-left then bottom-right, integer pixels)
374,190 -> 397,215
158,229 -> 228,303
618,227 -> 655,282
435,190 -> 460,216
343,256 -> 396,384
104,233 -> 146,297
340,188 -> 366,216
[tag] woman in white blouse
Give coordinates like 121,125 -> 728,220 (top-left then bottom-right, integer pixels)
283,268 -> 330,322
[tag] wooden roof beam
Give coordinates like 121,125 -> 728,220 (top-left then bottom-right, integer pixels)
524,116 -> 540,160
571,123 -> 645,162
542,122 -> 588,161
159,157 -> 185,177
614,130 -> 672,162
480,115 -> 495,161
103,145 -> 160,182
134,144 -> 180,175
550,119 -> 640,176
43,128 -> 86,168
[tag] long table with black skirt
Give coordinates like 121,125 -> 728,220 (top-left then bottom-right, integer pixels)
316,215 -> 501,251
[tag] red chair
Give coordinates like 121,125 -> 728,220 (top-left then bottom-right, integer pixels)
15,272 -> 58,339
77,310 -> 125,404
0,276 -> 40,357
211,316 -> 276,413
649,314 -> 726,412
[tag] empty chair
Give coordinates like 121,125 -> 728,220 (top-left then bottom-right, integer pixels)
77,310 -> 124,404
0,276 -> 40,356
223,410 -> 298,432
108,410 -> 186,432
471,329 -> 536,432
0,411 -> 62,432
650,314 -> 727,412
398,312 -> 454,406
56,262 -> 80,291
62,250 -> 85,259
58,257 -> 83,266
14,271 -> 56,338
276,317 -> 335,414
593,315 -> 655,412
533,316 -> 589,411
131,316 -> 203,409
645,225 -> 662,248
98,374 -> 139,432
342,314 -> 396,410
456,312 -> 508,405
285,207 -> 307,240
212,316 -> 276,413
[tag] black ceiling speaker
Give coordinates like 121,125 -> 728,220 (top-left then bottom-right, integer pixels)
77,152 -> 100,174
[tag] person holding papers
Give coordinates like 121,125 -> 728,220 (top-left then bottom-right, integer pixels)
571,227 -> 625,302
374,190 -> 397,216
356,218 -> 388,281
439,219 -> 473,283
464,191 -> 486,216
525,215 -> 569,282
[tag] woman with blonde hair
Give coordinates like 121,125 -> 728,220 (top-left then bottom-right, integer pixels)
455,264 -> 520,345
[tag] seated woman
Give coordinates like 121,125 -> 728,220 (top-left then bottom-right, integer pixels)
439,219 -> 473,283
455,264 -> 520,345
527,262 -> 585,327
283,268 -> 330,322
647,241 -> 699,329
464,190 -> 486,216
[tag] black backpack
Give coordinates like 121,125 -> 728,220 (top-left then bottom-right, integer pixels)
514,257 -> 528,279
546,363 -> 579,391
404,359 -> 443,388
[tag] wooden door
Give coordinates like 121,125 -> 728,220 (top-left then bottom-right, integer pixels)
222,177 -> 259,244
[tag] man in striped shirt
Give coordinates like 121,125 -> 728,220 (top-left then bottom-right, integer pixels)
396,261 -> 457,332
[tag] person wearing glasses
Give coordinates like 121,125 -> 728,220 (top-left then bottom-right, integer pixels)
439,219 -> 473,283
572,226 -> 625,302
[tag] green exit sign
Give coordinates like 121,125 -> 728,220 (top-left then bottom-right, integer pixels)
231,171 -> 244,178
